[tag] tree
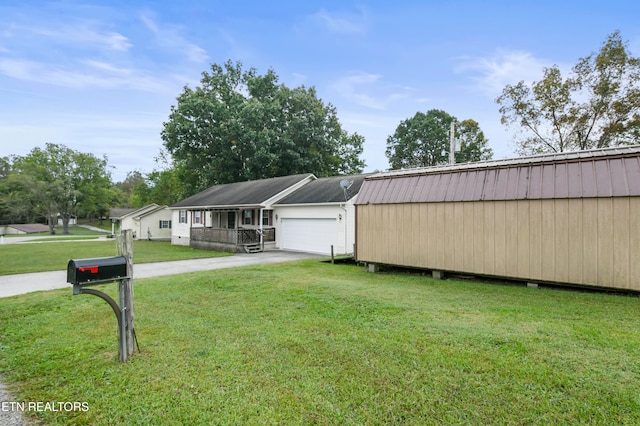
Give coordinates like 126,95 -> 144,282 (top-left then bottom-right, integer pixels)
116,171 -> 149,208
162,60 -> 365,193
9,144 -> 112,234
496,31 -> 640,155
72,150 -> 114,222
455,119 -> 494,163
386,109 -> 492,169
0,157 -> 41,224
0,157 -> 12,224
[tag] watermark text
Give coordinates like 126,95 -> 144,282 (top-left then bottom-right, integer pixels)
1,401 -> 89,412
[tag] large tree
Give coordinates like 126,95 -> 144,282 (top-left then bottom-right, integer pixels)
8,144 -> 112,234
496,31 -> 640,155
386,109 -> 492,169
0,156 -> 40,224
162,60 -> 365,192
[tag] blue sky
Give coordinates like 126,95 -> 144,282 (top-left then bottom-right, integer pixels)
1,0 -> 639,182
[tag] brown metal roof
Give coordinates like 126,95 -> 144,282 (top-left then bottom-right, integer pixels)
356,146 -> 640,205
8,224 -> 50,233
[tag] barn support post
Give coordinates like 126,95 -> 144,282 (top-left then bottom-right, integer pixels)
432,270 -> 445,280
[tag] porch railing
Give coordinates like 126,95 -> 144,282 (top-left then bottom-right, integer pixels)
191,227 -> 275,245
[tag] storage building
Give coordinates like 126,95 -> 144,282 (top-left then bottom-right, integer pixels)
355,146 -> 640,291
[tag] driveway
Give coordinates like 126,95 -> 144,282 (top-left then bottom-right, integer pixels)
0,251 -> 320,298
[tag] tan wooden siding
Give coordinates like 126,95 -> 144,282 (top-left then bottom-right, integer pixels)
356,197 -> 640,291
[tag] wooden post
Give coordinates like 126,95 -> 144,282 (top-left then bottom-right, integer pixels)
331,245 -> 335,264
117,230 -> 135,359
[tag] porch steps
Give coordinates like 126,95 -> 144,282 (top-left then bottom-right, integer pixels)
243,243 -> 263,254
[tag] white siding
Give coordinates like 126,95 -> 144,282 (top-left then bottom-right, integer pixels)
171,209 -> 191,246
120,208 -> 173,240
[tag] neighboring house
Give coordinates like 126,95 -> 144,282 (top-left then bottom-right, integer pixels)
355,145 -> 640,292
109,204 -> 172,241
170,174 -> 315,252
273,174 -> 371,255
0,224 -> 50,235
57,215 -> 77,226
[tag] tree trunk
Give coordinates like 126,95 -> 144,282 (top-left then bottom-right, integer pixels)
47,213 -> 56,234
62,216 -> 70,234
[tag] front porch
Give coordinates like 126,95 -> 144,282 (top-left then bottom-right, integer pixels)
190,227 -> 276,253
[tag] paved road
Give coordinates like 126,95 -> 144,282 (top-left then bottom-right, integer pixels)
0,251 -> 320,298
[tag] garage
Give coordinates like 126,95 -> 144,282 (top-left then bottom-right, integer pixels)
280,218 -> 338,254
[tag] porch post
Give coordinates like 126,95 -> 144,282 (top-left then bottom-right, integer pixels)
259,208 -> 264,248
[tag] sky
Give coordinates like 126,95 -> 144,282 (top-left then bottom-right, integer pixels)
1,0 -> 639,182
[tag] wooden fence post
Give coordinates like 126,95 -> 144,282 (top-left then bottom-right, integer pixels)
117,230 -> 135,359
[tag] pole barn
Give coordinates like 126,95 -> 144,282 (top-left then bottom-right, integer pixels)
355,146 -> 640,291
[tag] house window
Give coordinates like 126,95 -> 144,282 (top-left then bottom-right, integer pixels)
262,210 -> 272,226
243,210 -> 252,225
227,212 -> 236,229
193,211 -> 202,225
159,220 -> 172,229
179,210 -> 187,224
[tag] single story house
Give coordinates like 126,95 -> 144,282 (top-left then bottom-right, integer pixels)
273,174 -> 370,255
0,224 -> 50,235
170,174 -> 315,252
109,203 -> 172,241
355,145 -> 640,292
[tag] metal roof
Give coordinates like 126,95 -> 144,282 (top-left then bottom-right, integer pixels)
170,174 -> 314,209
275,174 -> 372,205
7,224 -> 50,233
356,145 -> 640,204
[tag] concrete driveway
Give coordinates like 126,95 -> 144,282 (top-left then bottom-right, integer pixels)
0,251 -> 320,298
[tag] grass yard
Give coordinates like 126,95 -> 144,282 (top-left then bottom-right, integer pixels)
0,240 -> 231,275
0,260 -> 639,424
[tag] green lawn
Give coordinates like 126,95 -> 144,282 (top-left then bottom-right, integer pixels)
1,260 -> 639,424
0,240 -> 231,275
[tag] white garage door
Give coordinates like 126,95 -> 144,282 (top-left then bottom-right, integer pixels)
281,218 -> 338,254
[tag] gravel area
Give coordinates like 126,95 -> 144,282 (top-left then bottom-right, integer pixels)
0,375 -> 26,426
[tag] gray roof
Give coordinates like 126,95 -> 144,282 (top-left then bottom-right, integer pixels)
171,174 -> 314,208
109,204 -> 165,219
276,174 -> 372,204
109,208 -> 137,219
356,145 -> 640,204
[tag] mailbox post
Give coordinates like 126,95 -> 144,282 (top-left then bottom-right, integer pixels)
117,229 -> 135,359
67,230 -> 136,362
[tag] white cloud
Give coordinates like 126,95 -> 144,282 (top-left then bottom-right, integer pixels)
83,60 -> 132,75
330,71 -> 418,111
0,57 -> 175,92
454,50 -> 553,96
7,21 -> 132,52
331,72 -> 385,110
140,13 -> 209,63
311,7 -> 369,35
